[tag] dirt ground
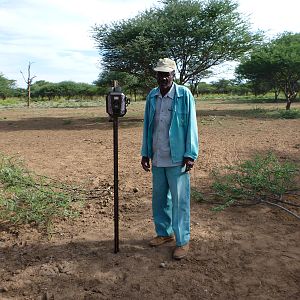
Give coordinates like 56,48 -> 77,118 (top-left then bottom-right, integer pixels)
0,100 -> 299,300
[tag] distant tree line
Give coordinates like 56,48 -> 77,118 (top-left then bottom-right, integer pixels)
0,73 -> 254,102
29,81 -> 102,100
0,78 -> 106,101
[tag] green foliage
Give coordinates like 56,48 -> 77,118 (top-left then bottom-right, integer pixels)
267,108 -> 300,119
0,154 -> 81,230
94,70 -> 152,96
0,73 -> 17,99
93,0 -> 262,85
31,81 -> 102,100
210,153 -> 298,211
0,97 -> 26,107
236,32 -> 300,108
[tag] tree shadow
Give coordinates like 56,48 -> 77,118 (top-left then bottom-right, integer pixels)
0,116 -> 144,132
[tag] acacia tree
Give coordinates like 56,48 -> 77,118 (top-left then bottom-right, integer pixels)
236,32 -> 300,109
92,0 -> 262,87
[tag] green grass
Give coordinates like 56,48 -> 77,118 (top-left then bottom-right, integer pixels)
266,108 -> 300,119
249,107 -> 300,119
0,98 -> 27,107
0,97 -> 106,108
0,153 -> 82,230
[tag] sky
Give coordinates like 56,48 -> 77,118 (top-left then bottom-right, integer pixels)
0,0 -> 299,88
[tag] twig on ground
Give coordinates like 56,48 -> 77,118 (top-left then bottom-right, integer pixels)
260,199 -> 300,220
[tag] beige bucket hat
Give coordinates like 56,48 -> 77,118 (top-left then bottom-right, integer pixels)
153,58 -> 176,72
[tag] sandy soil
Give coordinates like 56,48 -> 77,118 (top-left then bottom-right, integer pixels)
0,100 -> 299,300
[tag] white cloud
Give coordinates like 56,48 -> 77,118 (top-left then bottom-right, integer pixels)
0,0 -> 159,87
238,0 -> 300,36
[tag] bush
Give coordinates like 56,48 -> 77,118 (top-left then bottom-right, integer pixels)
210,153 -> 298,211
267,108 -> 300,119
0,154 -> 81,230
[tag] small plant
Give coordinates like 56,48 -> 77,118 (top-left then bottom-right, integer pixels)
191,189 -> 205,202
210,153 -> 299,217
0,153 -> 82,230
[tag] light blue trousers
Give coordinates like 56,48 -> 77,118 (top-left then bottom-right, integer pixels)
152,166 -> 190,247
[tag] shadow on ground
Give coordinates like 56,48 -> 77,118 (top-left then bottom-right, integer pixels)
0,117 -> 144,132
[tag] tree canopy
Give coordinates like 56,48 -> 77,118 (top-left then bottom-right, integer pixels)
92,0 -> 262,87
0,73 -> 17,99
236,32 -> 300,109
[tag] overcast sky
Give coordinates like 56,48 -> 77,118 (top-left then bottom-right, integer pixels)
0,0 -> 299,88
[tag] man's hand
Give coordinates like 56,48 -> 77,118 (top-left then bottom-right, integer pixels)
141,156 -> 151,172
182,157 -> 194,172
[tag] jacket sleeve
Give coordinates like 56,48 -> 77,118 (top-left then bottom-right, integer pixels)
141,96 -> 150,157
184,90 -> 199,160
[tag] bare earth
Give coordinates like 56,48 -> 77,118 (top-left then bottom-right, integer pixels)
0,100 -> 299,300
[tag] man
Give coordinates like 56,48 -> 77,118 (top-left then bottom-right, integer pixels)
141,58 -> 199,260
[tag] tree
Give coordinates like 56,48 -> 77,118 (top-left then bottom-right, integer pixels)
93,0 -> 262,86
0,73 -> 16,99
236,32 -> 300,109
20,62 -> 36,107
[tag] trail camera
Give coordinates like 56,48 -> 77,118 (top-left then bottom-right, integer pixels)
105,81 -> 130,253
106,83 -> 129,117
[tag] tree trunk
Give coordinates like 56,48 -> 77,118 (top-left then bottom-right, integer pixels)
286,98 -> 291,110
274,90 -> 279,102
27,84 -> 31,107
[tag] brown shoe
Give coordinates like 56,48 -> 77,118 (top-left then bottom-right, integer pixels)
149,236 -> 175,247
173,243 -> 189,260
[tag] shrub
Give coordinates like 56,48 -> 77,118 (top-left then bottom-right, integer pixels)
210,153 -> 298,211
0,154 -> 81,230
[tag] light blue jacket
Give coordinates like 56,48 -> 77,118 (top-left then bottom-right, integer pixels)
141,83 -> 199,163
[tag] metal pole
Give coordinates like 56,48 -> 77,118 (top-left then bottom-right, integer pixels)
113,115 -> 119,253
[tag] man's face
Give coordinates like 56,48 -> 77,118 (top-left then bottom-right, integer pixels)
156,71 -> 174,91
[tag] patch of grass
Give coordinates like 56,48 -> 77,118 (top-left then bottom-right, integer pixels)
267,108 -> 300,119
0,153 -> 82,230
0,98 -> 26,107
197,92 -> 281,102
0,97 -> 106,109
209,153 -> 298,211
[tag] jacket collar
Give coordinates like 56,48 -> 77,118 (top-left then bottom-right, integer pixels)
150,82 -> 183,108
154,82 -> 176,99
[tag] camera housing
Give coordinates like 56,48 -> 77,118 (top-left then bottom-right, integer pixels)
106,91 -> 129,117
